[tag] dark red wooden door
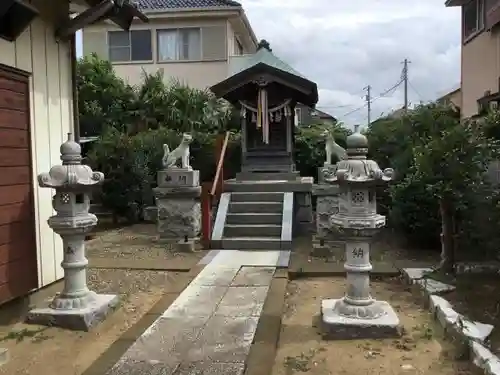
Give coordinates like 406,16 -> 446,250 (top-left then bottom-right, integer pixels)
0,64 -> 38,304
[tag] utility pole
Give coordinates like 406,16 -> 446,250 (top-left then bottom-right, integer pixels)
402,58 -> 410,112
364,85 -> 371,127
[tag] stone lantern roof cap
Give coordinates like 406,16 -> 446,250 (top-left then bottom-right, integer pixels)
346,131 -> 368,156
60,133 -> 82,165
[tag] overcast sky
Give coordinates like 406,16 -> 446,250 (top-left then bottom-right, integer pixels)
241,0 -> 461,127
76,0 -> 461,127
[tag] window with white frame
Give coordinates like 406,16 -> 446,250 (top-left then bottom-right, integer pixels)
157,28 -> 202,61
234,37 -> 244,55
463,0 -> 485,40
294,107 -> 301,126
108,30 -> 152,62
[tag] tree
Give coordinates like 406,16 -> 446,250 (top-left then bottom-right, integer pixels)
403,104 -> 500,272
77,54 -> 135,136
131,71 -> 233,134
77,55 -> 234,137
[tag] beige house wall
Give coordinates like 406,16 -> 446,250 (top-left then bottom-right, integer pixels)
0,0 -> 74,288
448,89 -> 462,108
438,88 -> 462,108
461,29 -> 500,117
83,16 -> 252,88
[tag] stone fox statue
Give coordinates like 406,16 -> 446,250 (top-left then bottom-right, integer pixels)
162,133 -> 193,170
322,129 -> 347,165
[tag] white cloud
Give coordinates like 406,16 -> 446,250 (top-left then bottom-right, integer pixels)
241,0 -> 461,127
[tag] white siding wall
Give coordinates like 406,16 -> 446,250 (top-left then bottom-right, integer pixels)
0,0 -> 72,287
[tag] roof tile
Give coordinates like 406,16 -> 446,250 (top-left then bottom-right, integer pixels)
135,0 -> 241,10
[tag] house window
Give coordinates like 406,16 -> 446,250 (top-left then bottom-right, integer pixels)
463,0 -> 485,40
157,28 -> 202,61
234,37 -> 244,55
294,107 -> 301,126
108,30 -> 152,62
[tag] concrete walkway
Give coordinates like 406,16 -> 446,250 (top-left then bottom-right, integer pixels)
106,250 -> 289,375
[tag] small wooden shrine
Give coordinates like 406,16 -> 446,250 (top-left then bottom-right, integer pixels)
210,40 -> 318,173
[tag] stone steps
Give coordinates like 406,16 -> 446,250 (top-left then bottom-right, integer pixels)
236,171 -> 299,181
212,182 -> 290,250
211,173 -> 302,251
221,236 -> 285,250
224,224 -> 282,237
225,212 -> 282,225
230,192 -> 283,202
225,180 -> 310,193
229,201 -> 282,214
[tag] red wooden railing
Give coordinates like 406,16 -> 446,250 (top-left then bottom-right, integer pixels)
201,131 -> 230,249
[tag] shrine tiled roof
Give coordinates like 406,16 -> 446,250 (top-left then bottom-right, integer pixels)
229,47 -> 306,79
135,0 -> 241,10
213,41 -> 318,107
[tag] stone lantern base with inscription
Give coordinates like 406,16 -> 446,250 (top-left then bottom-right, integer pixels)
154,168 -> 201,244
318,131 -> 401,340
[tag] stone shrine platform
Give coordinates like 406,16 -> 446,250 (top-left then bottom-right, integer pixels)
105,250 -> 289,375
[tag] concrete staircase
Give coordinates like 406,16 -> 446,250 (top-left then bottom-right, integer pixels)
211,174 -> 295,251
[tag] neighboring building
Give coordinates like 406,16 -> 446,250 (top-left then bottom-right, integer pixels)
0,0 -> 146,304
436,87 -> 462,109
82,0 -> 258,89
295,106 -> 337,126
445,0 -> 500,118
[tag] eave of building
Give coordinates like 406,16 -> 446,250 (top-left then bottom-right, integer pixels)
140,6 -> 257,48
445,0 -> 467,7
76,4 -> 257,49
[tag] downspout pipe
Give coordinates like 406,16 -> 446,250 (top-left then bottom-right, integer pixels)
70,33 -> 80,143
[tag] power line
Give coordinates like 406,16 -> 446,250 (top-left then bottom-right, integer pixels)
316,87 -> 374,111
316,103 -> 357,110
408,81 -> 423,100
336,79 -> 404,120
338,104 -> 367,118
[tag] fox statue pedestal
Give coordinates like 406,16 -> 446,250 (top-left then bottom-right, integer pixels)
154,168 -> 201,242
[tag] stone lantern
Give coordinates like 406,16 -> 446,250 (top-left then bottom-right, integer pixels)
26,133 -> 119,331
319,130 -> 400,340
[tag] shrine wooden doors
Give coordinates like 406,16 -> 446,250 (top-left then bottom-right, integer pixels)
246,117 -> 287,151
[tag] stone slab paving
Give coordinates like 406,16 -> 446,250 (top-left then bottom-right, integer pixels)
198,250 -> 291,267
107,251 -> 279,375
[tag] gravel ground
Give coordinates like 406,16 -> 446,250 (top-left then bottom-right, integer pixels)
88,268 -> 176,296
86,223 -> 205,262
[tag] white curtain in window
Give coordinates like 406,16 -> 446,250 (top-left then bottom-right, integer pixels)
158,30 -> 178,60
186,29 -> 201,60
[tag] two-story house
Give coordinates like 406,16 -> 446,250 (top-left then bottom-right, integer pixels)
82,0 -> 258,89
446,0 -> 500,118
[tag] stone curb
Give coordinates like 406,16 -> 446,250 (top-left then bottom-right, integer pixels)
288,262 -> 400,280
244,274 -> 288,375
401,268 -> 500,375
0,348 -> 9,367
